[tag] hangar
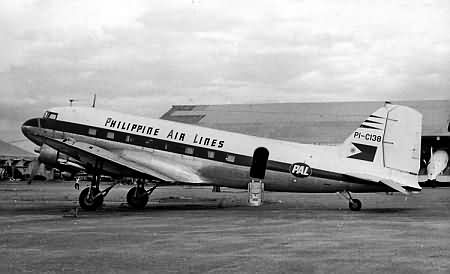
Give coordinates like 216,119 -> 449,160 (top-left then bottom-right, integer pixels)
0,139 -> 35,180
0,139 -> 59,181
161,100 -> 450,182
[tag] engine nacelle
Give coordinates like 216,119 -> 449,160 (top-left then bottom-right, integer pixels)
37,144 -> 84,173
37,144 -> 60,166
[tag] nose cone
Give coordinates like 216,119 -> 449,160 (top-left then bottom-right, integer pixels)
21,118 -> 38,138
22,118 -> 44,147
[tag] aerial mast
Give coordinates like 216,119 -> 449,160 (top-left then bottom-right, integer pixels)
69,99 -> 77,107
92,93 -> 96,108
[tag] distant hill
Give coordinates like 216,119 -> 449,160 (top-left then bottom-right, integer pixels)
0,139 -> 35,159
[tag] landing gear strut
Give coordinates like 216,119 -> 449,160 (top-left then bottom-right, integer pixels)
78,173 -> 116,211
338,191 -> 362,211
126,180 -> 157,209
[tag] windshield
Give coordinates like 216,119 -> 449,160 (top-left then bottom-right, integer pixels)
43,111 -> 58,120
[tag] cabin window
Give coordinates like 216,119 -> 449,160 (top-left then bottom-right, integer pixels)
207,151 -> 215,159
106,132 -> 115,139
125,135 -> 133,143
185,147 -> 194,155
225,154 -> 235,163
88,128 -> 97,136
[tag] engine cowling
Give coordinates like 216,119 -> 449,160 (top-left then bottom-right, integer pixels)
36,144 -> 84,172
37,144 -> 60,166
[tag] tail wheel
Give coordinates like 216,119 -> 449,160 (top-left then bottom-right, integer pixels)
127,186 -> 149,209
79,187 -> 103,211
349,199 -> 362,211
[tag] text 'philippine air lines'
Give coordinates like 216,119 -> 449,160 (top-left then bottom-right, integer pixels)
104,117 -> 225,148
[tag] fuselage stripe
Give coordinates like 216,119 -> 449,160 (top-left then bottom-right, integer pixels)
33,118 -> 378,185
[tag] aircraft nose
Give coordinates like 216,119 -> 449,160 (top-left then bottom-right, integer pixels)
21,118 -> 38,136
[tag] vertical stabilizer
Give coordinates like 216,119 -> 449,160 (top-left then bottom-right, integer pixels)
342,103 -> 422,192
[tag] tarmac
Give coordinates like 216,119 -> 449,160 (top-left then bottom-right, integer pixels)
1,181 -> 450,273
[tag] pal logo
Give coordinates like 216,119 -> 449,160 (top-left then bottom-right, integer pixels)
289,163 -> 312,177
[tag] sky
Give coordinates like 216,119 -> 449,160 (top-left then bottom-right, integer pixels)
0,0 -> 449,147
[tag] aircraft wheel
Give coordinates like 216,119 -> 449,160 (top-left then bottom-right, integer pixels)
79,187 -> 103,211
127,187 -> 149,209
349,199 -> 362,211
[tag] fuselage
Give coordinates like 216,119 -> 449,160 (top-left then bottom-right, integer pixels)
22,106 -> 391,193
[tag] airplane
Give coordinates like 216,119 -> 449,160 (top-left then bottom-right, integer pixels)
420,146 -> 449,187
21,102 -> 423,211
416,133 -> 450,187
427,149 -> 448,180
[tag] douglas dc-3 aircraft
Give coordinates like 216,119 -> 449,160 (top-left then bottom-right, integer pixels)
21,102 -> 423,211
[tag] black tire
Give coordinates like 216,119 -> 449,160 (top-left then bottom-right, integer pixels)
79,187 -> 103,211
127,186 -> 149,209
349,199 -> 362,211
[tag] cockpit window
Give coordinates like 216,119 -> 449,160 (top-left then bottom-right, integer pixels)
43,111 -> 58,120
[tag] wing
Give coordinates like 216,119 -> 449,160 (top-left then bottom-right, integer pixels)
42,137 -> 204,184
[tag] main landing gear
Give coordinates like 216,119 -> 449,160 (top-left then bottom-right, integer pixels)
77,174 -> 158,211
338,191 -> 362,211
126,181 -> 157,209
78,174 -> 116,211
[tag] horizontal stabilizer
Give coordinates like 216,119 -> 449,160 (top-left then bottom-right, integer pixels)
345,172 -> 420,194
380,179 -> 409,194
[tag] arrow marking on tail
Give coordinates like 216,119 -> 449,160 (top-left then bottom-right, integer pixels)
348,143 -> 378,162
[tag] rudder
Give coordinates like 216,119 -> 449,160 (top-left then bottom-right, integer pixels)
383,104 -> 422,174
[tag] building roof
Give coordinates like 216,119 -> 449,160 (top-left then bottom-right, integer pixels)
161,100 -> 450,144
